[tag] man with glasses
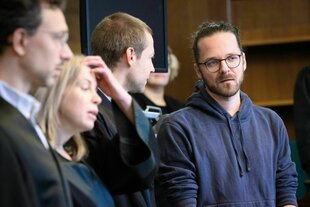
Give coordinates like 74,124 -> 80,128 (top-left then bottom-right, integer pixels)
155,21 -> 298,207
0,0 -> 73,206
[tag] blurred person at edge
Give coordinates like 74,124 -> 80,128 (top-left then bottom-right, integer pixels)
0,0 -> 74,206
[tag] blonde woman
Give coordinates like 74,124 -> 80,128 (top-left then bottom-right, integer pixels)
37,55 -> 116,207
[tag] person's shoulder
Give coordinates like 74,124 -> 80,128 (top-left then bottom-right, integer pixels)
0,101 -> 27,131
164,95 -> 184,109
252,105 -> 283,122
241,93 -> 282,121
131,92 -> 152,109
0,97 -> 15,113
161,106 -> 194,123
131,92 -> 149,102
252,105 -> 278,114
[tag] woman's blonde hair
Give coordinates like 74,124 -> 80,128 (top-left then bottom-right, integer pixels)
168,47 -> 180,81
36,55 -> 88,161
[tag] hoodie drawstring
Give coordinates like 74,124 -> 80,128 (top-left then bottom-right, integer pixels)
226,115 -> 251,176
239,124 -> 251,172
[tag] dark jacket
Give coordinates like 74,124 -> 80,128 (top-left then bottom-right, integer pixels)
155,88 -> 298,207
0,98 -> 72,207
83,91 -> 159,207
59,155 -> 115,207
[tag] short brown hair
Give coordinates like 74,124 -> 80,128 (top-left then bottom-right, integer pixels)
91,12 -> 152,68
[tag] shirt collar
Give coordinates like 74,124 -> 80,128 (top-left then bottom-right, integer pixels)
98,87 -> 112,102
0,81 -> 41,122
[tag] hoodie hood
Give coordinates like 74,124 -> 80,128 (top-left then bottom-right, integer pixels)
186,85 -> 253,122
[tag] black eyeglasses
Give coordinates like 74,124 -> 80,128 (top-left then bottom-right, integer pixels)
39,30 -> 69,47
197,54 -> 242,73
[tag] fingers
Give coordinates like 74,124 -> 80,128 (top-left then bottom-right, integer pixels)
83,56 -> 111,82
84,55 -> 108,69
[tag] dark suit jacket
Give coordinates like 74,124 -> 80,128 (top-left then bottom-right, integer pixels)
83,91 -> 159,207
0,98 -> 72,207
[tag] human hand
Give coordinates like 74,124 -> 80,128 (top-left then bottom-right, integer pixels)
84,55 -> 132,102
84,55 -> 134,122
83,56 -> 120,97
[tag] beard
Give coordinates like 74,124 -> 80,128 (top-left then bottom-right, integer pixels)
204,72 -> 244,98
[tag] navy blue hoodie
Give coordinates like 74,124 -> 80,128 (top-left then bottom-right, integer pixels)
155,88 -> 298,207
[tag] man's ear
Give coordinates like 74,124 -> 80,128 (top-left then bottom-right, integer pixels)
194,63 -> 203,79
11,28 -> 29,56
125,47 -> 136,67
